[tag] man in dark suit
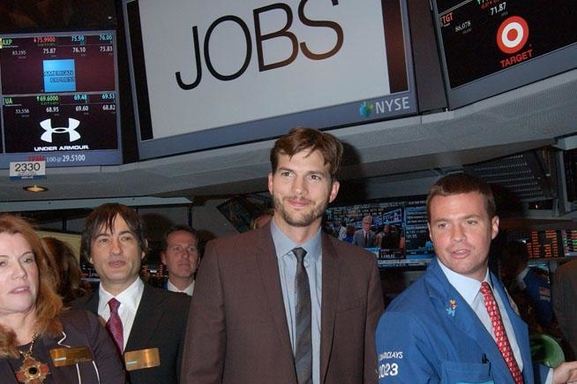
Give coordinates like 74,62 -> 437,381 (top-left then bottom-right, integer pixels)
71,203 -> 190,384
181,127 -> 385,384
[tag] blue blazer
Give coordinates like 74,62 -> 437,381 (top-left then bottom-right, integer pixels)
375,260 -> 549,383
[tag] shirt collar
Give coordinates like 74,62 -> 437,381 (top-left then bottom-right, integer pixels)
98,277 -> 144,314
270,218 -> 322,260
167,279 -> 194,295
437,259 -> 491,306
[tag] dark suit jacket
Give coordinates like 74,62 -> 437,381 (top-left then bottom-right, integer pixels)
181,224 -> 385,384
1,309 -> 126,384
71,282 -> 190,384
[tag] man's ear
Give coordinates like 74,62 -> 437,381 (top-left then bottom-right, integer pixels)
141,239 -> 148,259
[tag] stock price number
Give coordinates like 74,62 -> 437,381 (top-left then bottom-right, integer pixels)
101,93 -> 115,100
37,95 -> 59,103
100,45 -> 113,53
43,47 -> 56,54
102,104 -> 116,111
75,105 -> 89,112
46,106 -> 59,113
62,154 -> 86,163
34,36 -> 56,44
74,94 -> 88,101
72,46 -> 87,54
490,2 -> 507,15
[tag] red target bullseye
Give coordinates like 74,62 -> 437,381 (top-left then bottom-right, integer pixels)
496,16 -> 529,54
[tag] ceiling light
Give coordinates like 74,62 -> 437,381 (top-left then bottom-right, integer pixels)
23,185 -> 48,193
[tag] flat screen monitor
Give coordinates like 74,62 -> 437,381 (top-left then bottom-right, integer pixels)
325,196 -> 435,268
431,0 -> 577,109
122,0 -> 418,160
0,30 -> 123,168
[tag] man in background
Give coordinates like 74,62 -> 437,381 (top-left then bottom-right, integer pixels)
160,225 -> 199,296
500,239 -> 555,333
553,258 -> 577,359
71,203 -> 190,384
181,127 -> 384,384
352,215 -> 376,248
375,173 -> 577,383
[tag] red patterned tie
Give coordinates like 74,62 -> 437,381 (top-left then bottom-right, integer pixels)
106,298 -> 124,354
480,282 -> 524,384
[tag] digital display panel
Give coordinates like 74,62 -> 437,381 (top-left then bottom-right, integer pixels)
0,31 -> 122,168
432,0 -> 577,108
324,196 -> 435,268
123,0 -> 417,160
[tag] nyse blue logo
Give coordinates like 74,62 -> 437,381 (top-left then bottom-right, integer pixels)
43,59 -> 76,92
359,101 -> 373,118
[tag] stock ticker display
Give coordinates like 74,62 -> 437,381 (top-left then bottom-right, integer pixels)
0,31 -> 122,167
434,0 -> 577,88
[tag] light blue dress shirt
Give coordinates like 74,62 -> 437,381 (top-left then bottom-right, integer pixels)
271,219 -> 322,384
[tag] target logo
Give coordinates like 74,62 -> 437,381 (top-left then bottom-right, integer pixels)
497,16 -> 529,54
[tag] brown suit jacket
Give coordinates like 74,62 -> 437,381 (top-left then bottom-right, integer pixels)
181,224 -> 384,384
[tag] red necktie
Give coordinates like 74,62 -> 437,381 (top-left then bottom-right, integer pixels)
480,282 -> 524,384
106,298 -> 124,354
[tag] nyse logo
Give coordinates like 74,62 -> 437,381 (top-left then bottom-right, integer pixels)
176,0 -> 343,90
40,118 -> 81,143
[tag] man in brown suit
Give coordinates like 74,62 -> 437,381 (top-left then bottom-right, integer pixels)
181,127 -> 384,384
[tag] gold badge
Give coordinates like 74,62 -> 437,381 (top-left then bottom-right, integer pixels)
50,346 -> 94,367
124,348 -> 160,371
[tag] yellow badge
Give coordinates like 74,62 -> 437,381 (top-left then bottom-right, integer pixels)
49,346 -> 94,367
124,348 -> 160,371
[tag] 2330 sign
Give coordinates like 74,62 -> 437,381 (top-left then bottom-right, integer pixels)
9,160 -> 46,180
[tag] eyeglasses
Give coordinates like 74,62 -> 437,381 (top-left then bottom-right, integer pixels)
167,245 -> 198,255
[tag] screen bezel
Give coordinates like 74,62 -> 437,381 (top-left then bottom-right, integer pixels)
0,29 -> 123,169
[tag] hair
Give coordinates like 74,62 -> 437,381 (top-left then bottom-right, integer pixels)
42,236 -> 89,303
270,127 -> 343,179
161,224 -> 198,251
426,173 -> 496,222
81,203 -> 148,261
0,214 -> 64,358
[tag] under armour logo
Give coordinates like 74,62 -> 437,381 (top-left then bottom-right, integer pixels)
40,118 -> 81,143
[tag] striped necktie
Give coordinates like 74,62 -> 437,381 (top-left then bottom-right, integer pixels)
293,247 -> 312,384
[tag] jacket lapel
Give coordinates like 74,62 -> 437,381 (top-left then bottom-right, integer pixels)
125,284 -> 159,351
425,262 -> 526,380
319,234 -> 340,383
256,226 -> 294,361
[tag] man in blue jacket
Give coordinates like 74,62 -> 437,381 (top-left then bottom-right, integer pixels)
375,173 -> 577,383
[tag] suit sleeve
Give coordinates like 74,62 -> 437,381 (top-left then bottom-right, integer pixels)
181,241 -> 226,384
375,311 -> 439,384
